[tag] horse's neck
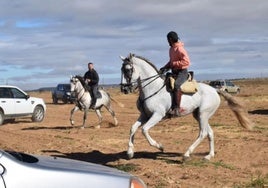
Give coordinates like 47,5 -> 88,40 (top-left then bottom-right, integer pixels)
76,82 -> 87,99
134,58 -> 164,95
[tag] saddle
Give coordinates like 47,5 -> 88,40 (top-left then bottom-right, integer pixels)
165,71 -> 198,94
95,90 -> 102,98
84,85 -> 102,98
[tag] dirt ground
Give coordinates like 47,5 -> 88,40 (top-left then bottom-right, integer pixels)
0,78 -> 267,188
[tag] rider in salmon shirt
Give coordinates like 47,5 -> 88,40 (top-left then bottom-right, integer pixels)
160,31 -> 191,116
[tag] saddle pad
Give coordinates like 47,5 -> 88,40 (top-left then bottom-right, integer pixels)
180,79 -> 198,94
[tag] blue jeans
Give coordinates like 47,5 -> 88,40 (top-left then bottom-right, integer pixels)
174,69 -> 188,91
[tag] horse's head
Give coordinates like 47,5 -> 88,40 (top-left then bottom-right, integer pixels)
120,53 -> 161,94
70,75 -> 85,94
120,54 -> 137,94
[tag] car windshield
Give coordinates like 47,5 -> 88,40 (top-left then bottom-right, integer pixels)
211,81 -> 223,86
63,85 -> 71,91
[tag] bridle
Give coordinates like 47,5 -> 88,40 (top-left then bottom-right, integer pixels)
70,76 -> 86,101
120,58 -> 165,102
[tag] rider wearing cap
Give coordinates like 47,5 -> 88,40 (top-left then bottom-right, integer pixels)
160,31 -> 191,116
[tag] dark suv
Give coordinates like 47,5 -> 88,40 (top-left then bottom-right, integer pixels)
52,84 -> 76,104
209,80 -> 240,94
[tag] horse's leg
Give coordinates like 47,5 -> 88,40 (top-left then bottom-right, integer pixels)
94,109 -> 103,129
205,124 -> 214,160
184,109 -> 214,160
127,115 -> 146,159
81,109 -> 88,129
142,113 -> 164,152
70,106 -> 79,126
104,104 -> 118,126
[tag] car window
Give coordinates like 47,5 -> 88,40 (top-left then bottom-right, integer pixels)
226,81 -> 234,86
58,85 -> 64,91
10,88 -> 26,98
0,88 -> 13,98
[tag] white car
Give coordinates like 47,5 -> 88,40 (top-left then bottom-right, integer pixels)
0,150 -> 147,188
0,85 -> 46,125
209,80 -> 240,94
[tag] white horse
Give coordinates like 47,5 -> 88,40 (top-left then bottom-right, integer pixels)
70,75 -> 119,129
120,53 -> 252,161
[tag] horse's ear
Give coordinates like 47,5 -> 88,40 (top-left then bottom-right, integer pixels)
119,55 -> 125,61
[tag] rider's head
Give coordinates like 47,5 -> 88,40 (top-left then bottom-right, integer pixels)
167,31 -> 180,46
88,62 -> 94,70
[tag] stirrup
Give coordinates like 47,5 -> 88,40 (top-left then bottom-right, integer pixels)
90,103 -> 96,109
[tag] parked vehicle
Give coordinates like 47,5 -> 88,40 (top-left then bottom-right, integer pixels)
0,149 -> 147,188
209,80 -> 240,93
52,84 -> 75,104
0,85 -> 46,125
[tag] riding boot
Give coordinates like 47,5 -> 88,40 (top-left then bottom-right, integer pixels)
168,90 -> 182,117
90,98 -> 96,109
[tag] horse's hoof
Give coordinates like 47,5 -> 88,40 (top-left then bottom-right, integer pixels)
159,144 -> 164,152
114,119 -> 118,126
182,155 -> 191,162
70,121 -> 75,125
127,152 -> 134,159
204,155 -> 213,161
127,148 -> 134,159
94,125 -> 101,129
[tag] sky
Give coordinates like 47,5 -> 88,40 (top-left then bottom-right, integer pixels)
0,0 -> 267,90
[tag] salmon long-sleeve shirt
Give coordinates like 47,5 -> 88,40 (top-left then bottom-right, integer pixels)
163,41 -> 190,71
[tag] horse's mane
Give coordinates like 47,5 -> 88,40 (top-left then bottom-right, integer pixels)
75,75 -> 86,87
130,54 -> 159,73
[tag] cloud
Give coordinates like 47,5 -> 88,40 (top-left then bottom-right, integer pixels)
0,0 -> 267,89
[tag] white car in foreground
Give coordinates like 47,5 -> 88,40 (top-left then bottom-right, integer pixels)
0,150 -> 147,188
0,85 -> 46,125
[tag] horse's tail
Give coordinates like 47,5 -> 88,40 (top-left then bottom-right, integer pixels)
109,95 -> 125,108
217,90 -> 253,130
103,90 -> 125,108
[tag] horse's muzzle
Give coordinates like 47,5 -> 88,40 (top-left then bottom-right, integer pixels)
120,83 -> 133,94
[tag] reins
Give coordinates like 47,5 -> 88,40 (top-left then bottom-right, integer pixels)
121,56 -> 166,102
140,74 -> 162,88
139,82 -> 166,103
71,78 -> 87,102
132,73 -> 166,102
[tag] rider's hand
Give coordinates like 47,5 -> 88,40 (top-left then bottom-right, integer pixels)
159,67 -> 167,74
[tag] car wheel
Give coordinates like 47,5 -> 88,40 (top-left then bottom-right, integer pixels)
0,111 -> 4,126
31,106 -> 45,122
52,95 -> 58,104
236,89 -> 240,94
5,118 -> 16,123
62,97 -> 68,104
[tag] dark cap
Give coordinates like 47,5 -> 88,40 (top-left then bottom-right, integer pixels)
167,31 -> 179,42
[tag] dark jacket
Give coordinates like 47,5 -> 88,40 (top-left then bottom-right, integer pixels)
84,69 -> 99,86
